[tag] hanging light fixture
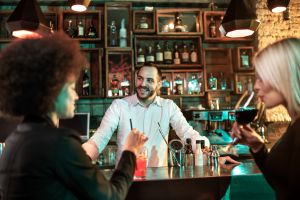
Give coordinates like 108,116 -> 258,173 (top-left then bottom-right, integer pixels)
267,0 -> 290,13
6,0 -> 50,38
69,0 -> 91,12
219,0 -> 260,38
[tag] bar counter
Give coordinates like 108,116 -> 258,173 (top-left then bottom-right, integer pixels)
101,159 -> 275,200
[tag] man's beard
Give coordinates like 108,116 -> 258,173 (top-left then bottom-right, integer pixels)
136,86 -> 156,100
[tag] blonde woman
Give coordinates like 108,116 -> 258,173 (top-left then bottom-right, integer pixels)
231,37 -> 300,199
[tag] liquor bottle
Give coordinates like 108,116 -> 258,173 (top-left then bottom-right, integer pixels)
240,50 -> 250,69
209,73 -> 217,90
82,69 -> 90,96
194,140 -> 204,166
155,43 -> 163,64
163,41 -> 173,64
137,46 -> 145,65
208,17 -> 217,38
174,12 -> 183,32
219,72 -> 227,90
119,18 -> 127,48
188,74 -> 199,95
111,74 -> 119,96
173,43 -> 181,65
109,20 -> 118,47
174,74 -> 183,95
200,140 -> 208,165
161,76 -> 170,95
77,21 -> 84,37
184,138 -> 194,167
138,16 -> 149,29
66,20 -> 75,38
145,45 -> 155,65
190,43 -> 198,63
237,81 -> 243,93
181,43 -> 189,64
49,20 -> 54,34
120,74 -> 130,96
247,78 -> 253,92
220,16 -> 225,37
87,21 -> 97,38
209,145 -> 219,166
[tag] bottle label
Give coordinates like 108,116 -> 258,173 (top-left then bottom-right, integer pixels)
146,55 -> 155,62
181,53 -> 189,63
164,51 -> 172,60
78,26 -> 84,37
156,52 -> 163,62
140,23 -> 149,29
137,55 -> 145,63
190,52 -> 198,63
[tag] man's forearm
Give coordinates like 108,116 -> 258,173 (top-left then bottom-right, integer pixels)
82,140 -> 99,161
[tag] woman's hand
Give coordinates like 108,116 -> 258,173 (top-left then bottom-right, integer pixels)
231,122 -> 264,153
123,128 -> 148,155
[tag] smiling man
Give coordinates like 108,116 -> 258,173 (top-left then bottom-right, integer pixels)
83,65 -> 209,167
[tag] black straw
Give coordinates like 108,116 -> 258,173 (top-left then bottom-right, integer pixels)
157,122 -> 168,145
130,118 -> 133,130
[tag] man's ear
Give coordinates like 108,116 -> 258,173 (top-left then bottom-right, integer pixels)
157,80 -> 162,89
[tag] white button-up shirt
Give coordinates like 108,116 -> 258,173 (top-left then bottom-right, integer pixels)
91,94 -> 209,167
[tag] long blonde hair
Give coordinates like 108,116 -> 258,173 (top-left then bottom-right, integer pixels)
253,38 -> 300,116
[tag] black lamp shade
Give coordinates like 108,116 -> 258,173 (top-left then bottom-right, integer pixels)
6,0 -> 50,38
267,0 -> 290,13
219,0 -> 260,38
69,0 -> 91,12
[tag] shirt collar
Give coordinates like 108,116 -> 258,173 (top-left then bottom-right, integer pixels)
131,94 -> 162,107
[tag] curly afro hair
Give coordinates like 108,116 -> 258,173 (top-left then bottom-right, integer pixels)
0,32 -> 85,117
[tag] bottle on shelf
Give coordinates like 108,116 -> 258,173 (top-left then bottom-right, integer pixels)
209,145 -> 219,166
184,138 -> 194,167
138,16 -> 149,29
219,72 -> 227,90
145,45 -> 155,65
188,74 -> 199,95
240,50 -> 250,69
190,43 -> 198,64
174,12 -> 183,32
119,18 -> 127,48
173,43 -> 181,65
111,74 -> 119,96
77,21 -> 84,37
163,41 -> 173,64
66,20 -> 76,38
161,76 -> 171,95
155,43 -> 163,64
195,140 -> 204,166
200,140 -> 208,165
120,74 -> 130,96
208,17 -> 217,38
82,69 -> 90,96
237,81 -> 243,93
87,21 -> 97,38
181,43 -> 190,64
137,46 -> 145,65
208,73 -> 217,90
247,78 -> 253,92
174,74 -> 183,95
49,20 -> 54,34
219,16 -> 225,37
109,20 -> 118,47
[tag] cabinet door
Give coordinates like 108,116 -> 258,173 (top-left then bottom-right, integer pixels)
203,11 -> 253,42
156,9 -> 202,35
234,72 -> 255,94
203,48 -> 234,92
106,50 -> 134,98
60,10 -> 101,41
78,48 -> 103,98
233,46 -> 255,71
105,2 -> 132,49
133,10 -> 155,33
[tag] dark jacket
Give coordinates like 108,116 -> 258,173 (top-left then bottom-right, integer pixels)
0,116 -> 136,200
252,118 -> 300,200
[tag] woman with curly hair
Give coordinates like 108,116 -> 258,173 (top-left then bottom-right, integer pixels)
231,37 -> 300,199
0,32 -> 147,200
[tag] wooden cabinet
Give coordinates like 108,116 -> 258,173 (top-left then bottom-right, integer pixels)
203,48 -> 234,92
156,9 -> 202,35
78,48 -> 103,98
233,46 -> 255,71
134,35 -> 202,68
133,10 -> 155,33
60,10 -> 101,41
105,50 -> 134,97
105,2 -> 132,49
203,11 -> 253,42
235,72 -> 255,94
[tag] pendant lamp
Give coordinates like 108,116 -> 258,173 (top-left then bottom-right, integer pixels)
6,0 -> 50,38
219,0 -> 260,38
69,0 -> 91,12
267,0 -> 290,13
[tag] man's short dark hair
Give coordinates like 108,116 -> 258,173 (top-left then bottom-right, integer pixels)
0,32 -> 85,117
137,65 -> 162,81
